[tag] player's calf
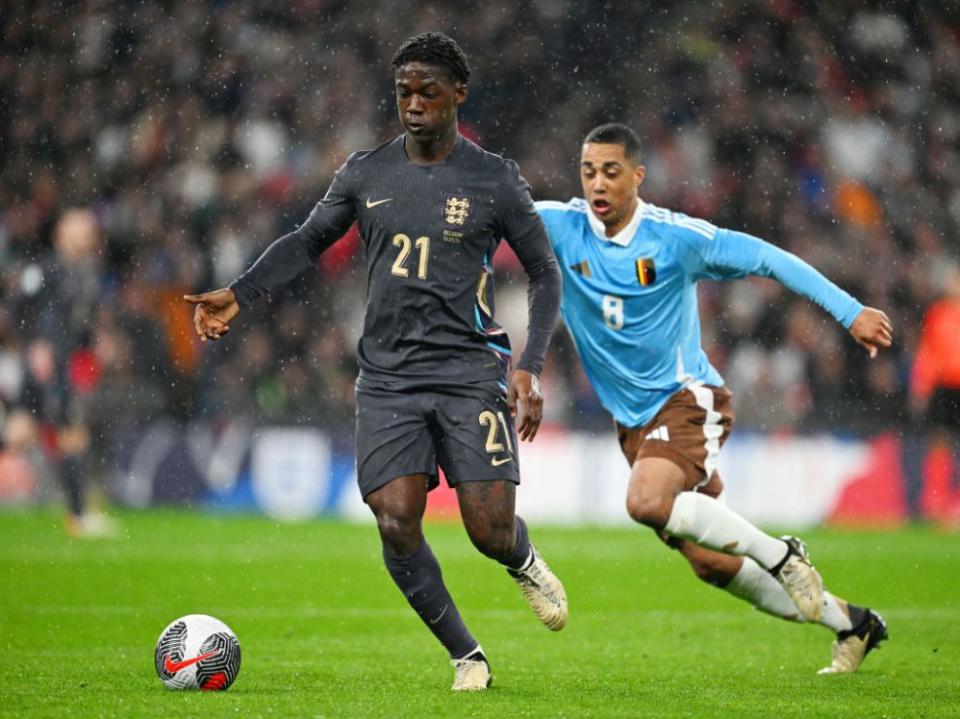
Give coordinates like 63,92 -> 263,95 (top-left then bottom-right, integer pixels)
676,539 -> 743,588
659,491 -> 825,621
459,485 -> 569,631
382,542 -> 479,660
458,479 -> 521,563
462,517 -> 516,562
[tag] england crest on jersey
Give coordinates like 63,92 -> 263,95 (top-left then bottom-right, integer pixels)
444,196 -> 471,226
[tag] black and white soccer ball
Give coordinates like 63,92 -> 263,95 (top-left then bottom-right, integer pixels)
155,614 -> 241,691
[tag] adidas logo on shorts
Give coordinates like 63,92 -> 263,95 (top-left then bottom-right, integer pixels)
647,426 -> 670,442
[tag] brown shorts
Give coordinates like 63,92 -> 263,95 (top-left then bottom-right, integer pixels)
616,384 -> 735,491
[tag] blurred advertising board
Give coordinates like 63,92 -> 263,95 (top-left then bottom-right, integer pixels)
44,422 -> 955,527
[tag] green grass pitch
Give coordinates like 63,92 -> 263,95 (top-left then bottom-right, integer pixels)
1,509 -> 958,718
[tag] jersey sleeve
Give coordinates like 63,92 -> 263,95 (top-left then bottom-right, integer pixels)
229,157 -> 359,307
533,201 -> 567,251
685,225 -> 864,329
495,162 -> 561,376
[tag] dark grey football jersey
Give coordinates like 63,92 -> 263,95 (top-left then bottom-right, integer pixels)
230,135 -> 560,389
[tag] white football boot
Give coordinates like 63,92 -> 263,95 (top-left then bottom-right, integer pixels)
451,647 -> 491,691
770,536 -> 825,622
508,546 -> 568,631
818,609 -> 889,674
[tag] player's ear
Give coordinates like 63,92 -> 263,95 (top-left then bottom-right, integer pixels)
454,81 -> 467,106
634,164 -> 646,189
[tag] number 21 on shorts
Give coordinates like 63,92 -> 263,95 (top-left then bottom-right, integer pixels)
479,410 -> 513,466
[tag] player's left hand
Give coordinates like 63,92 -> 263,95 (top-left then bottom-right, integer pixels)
509,369 -> 543,442
184,288 -> 239,343
850,307 -> 893,358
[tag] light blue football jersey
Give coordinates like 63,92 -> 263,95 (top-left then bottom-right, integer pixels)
536,198 -> 864,428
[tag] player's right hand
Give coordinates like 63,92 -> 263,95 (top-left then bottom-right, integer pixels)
184,288 -> 240,343
849,307 -> 893,358
509,369 -> 543,442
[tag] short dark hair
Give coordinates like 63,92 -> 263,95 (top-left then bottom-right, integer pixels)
391,32 -> 471,85
584,123 -> 643,164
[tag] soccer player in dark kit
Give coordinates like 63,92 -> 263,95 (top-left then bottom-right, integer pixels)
184,32 -> 567,691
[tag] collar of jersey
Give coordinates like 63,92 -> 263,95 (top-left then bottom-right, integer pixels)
585,197 -> 644,247
397,133 -> 465,166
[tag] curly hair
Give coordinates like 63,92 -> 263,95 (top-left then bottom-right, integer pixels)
391,32 -> 471,85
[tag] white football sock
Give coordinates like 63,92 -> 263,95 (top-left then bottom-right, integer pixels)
726,558 -> 854,632
727,557 -> 805,621
820,592 -> 853,633
664,492 -> 788,569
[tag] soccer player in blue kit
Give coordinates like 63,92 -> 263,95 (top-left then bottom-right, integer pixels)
536,124 -> 892,674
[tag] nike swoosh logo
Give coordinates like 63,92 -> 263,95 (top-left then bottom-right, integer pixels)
429,605 -> 448,625
164,650 -> 220,673
365,198 -> 393,208
491,456 -> 513,467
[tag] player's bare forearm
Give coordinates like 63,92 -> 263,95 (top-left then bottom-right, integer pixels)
849,307 -> 893,358
508,369 -> 543,441
183,288 -> 240,343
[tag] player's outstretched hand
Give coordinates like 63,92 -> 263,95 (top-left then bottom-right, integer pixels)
850,307 -> 893,358
183,288 -> 240,343
509,369 -> 543,442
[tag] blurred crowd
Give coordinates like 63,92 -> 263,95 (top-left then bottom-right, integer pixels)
2,1 -> 960,513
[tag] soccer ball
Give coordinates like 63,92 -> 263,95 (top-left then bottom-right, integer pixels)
154,614 -> 241,691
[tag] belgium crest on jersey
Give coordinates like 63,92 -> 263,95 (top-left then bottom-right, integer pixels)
636,258 -> 656,286
444,196 -> 471,225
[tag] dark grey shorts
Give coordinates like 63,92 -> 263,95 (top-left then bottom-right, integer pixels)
355,382 -> 521,499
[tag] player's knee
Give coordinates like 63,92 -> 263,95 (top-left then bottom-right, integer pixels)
680,545 -> 739,587
625,490 -> 672,530
374,512 -> 422,556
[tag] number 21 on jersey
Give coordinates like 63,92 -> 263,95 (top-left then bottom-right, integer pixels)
391,233 -> 430,279
602,295 -> 624,330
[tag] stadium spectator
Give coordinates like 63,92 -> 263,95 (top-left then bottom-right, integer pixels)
906,263 -> 960,521
8,209 -> 113,535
